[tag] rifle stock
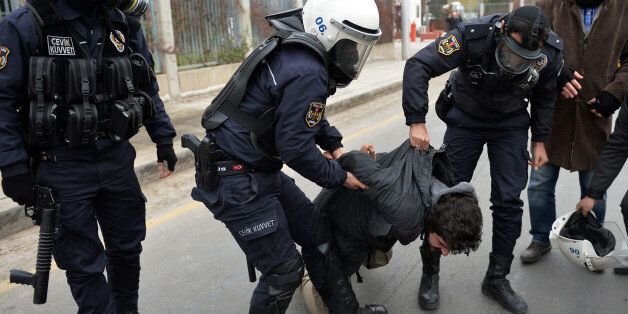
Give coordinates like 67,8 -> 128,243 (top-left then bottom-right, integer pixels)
10,186 -> 58,304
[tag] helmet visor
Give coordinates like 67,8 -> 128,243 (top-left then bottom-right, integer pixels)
494,36 -> 539,75
329,38 -> 374,80
328,18 -> 381,80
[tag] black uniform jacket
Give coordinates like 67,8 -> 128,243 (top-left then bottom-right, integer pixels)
402,14 -> 564,142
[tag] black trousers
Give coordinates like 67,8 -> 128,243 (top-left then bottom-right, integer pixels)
192,171 -> 326,308
36,143 -> 146,313
444,107 -> 530,260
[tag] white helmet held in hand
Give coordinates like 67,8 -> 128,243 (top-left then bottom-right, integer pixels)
550,210 -> 628,271
302,0 -> 382,87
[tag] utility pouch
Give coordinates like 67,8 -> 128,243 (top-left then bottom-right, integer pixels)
128,53 -> 152,92
435,80 -> 454,122
27,57 -> 63,147
66,103 -> 98,147
28,101 -> 59,147
110,97 -> 143,141
66,59 -> 96,104
132,90 -> 155,122
28,57 -> 63,100
102,57 -> 135,100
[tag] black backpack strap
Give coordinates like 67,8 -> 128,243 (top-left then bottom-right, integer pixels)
26,0 -> 66,56
201,35 -> 282,133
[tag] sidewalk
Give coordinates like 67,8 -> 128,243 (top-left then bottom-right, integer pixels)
0,40 -> 431,238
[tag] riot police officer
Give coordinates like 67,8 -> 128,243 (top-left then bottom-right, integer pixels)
403,6 -> 563,313
0,0 -> 177,312
191,0 -> 386,313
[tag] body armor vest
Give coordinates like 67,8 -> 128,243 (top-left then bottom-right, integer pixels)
201,9 -> 329,158
25,0 -> 155,148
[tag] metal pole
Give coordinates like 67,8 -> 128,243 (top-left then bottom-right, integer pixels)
401,0 -> 411,60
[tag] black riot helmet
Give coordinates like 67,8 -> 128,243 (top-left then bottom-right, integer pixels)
495,6 -> 550,76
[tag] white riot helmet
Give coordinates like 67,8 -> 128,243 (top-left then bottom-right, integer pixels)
302,0 -> 382,87
550,210 -> 628,271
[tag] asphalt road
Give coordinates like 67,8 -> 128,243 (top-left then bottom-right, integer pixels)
1,74 -> 627,313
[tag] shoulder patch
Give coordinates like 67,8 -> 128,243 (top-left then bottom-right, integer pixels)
438,34 -> 461,56
110,30 -> 126,53
545,31 -> 563,51
533,53 -> 548,71
0,46 -> 9,70
305,102 -> 325,128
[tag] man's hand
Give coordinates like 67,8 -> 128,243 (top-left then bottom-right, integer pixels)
409,123 -> 430,151
360,143 -> 377,160
530,142 -> 548,170
576,197 -> 596,216
156,144 -> 177,179
561,71 -> 584,99
587,91 -> 621,118
343,172 -> 368,190
1,173 -> 35,206
323,147 -> 346,160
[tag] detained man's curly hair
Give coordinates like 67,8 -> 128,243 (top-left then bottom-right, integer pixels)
426,193 -> 483,255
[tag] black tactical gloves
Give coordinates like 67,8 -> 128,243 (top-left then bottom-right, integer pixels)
589,91 -> 621,117
2,172 -> 35,206
557,64 -> 575,88
156,143 -> 177,171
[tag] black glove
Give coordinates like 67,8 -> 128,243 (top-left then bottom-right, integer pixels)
557,64 -> 575,88
156,143 -> 177,171
2,173 -> 35,206
589,91 -> 621,117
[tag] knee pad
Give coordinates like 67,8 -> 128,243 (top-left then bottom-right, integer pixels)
265,254 -> 304,294
621,192 -> 628,215
251,254 -> 304,314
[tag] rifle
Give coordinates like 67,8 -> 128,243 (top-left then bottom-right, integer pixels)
10,186 -> 58,304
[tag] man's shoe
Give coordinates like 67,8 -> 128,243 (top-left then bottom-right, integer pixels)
614,267 -> 628,275
418,244 -> 441,310
482,253 -> 528,314
519,242 -> 551,264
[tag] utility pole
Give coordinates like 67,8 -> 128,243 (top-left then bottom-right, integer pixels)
156,0 -> 180,100
401,0 -> 411,60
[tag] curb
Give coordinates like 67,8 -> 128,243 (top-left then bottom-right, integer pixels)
0,78 -> 402,239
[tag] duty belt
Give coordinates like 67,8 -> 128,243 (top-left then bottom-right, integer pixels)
181,133 -> 253,191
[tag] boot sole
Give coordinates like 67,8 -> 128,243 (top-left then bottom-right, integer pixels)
519,245 -> 552,264
481,283 -> 527,314
418,299 -> 440,311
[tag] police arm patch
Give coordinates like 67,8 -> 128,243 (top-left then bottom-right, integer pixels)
0,46 -> 10,70
437,34 -> 460,56
305,102 -> 325,128
533,53 -> 548,71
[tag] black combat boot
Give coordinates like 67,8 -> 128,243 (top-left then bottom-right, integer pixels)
481,253 -> 528,314
418,244 -> 441,310
318,252 -> 387,314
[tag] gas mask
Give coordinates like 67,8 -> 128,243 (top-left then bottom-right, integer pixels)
114,0 -> 149,18
85,0 -> 149,18
493,34 -> 541,90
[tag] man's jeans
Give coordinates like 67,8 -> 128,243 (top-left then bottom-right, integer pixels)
527,163 -> 607,245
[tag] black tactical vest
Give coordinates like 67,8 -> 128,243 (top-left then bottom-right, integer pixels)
25,0 -> 155,148
201,9 -> 329,158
